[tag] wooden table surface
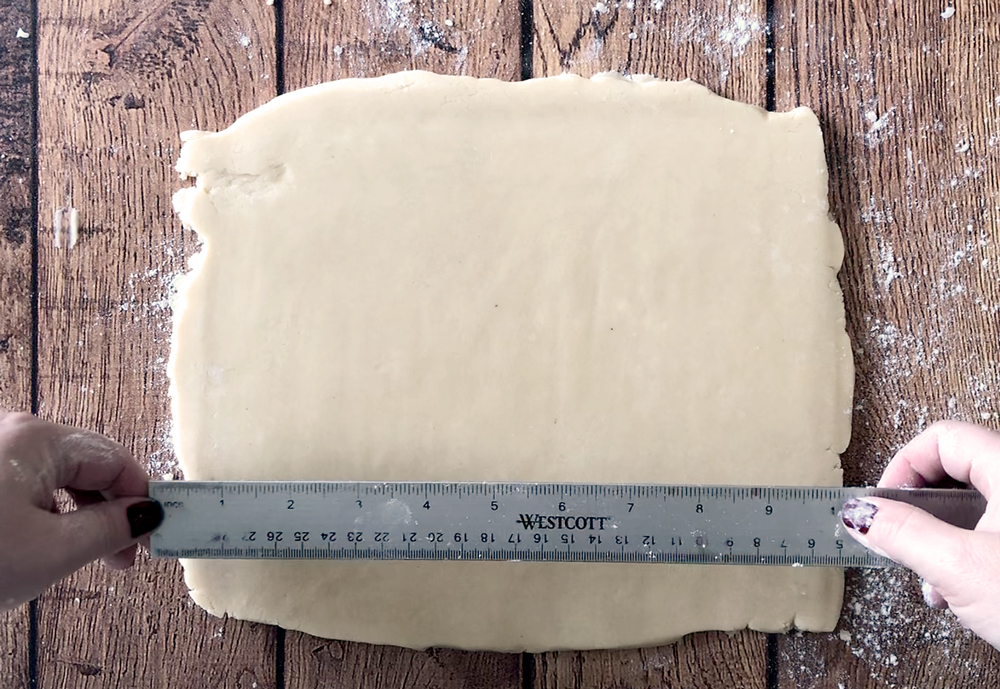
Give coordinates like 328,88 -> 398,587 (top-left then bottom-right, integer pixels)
2,0 -> 999,687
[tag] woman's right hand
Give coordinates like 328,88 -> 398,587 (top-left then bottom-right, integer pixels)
840,420 -> 1000,649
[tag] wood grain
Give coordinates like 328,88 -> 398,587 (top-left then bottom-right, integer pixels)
530,1 -> 772,687
774,1 -> 1000,686
282,0 -> 521,92
280,2 -> 525,686
283,635 -> 522,689
534,631 -> 767,689
532,0 -> 769,107
34,1 -> 278,687
0,0 -> 34,686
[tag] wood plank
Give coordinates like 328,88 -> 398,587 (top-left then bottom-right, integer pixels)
531,1 -> 770,686
284,634 -> 522,689
0,1 -> 35,685
34,1 -> 279,687
535,632 -> 767,689
282,0 -> 521,91
533,0 -> 769,106
774,1 -> 1000,686
281,2 -> 524,686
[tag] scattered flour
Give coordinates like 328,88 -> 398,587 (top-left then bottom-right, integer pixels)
782,571 -> 983,687
864,107 -> 898,148
715,14 -> 762,56
117,241 -> 188,479
672,7 -> 765,61
361,0 -> 469,73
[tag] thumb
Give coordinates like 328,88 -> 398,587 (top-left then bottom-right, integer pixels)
842,497 -> 971,586
40,498 -> 164,580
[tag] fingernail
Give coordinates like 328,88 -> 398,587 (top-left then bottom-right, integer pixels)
127,500 -> 164,538
841,498 -> 877,535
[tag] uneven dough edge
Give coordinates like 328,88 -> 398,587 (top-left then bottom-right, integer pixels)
169,71 -> 853,652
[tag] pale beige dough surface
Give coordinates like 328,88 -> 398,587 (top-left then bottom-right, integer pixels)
170,71 -> 854,652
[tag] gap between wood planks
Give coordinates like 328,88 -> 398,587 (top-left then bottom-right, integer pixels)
763,5 -> 777,687
27,0 -> 40,683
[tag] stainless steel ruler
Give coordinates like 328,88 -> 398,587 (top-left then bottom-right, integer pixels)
148,482 -> 985,568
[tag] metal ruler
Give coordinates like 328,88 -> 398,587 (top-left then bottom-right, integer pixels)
148,482 -> 985,568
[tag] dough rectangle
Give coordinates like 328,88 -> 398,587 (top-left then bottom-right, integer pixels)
170,72 -> 853,651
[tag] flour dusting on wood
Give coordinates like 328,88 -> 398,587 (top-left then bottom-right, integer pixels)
118,241 -> 188,479
782,570 -> 983,688
361,0 -> 471,74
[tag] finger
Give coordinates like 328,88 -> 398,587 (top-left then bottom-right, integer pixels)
878,421 -> 1000,497
1,414 -> 149,499
65,490 -> 144,568
841,497 -> 972,585
104,544 -> 139,571
52,427 -> 149,498
66,488 -> 104,509
34,498 -> 163,580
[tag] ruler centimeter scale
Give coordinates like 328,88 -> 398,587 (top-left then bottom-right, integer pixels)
148,481 -> 986,568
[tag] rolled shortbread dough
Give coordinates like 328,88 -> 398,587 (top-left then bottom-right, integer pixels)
170,72 -> 853,652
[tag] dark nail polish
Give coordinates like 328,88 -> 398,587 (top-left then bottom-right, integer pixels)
128,500 -> 164,538
841,498 -> 877,535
